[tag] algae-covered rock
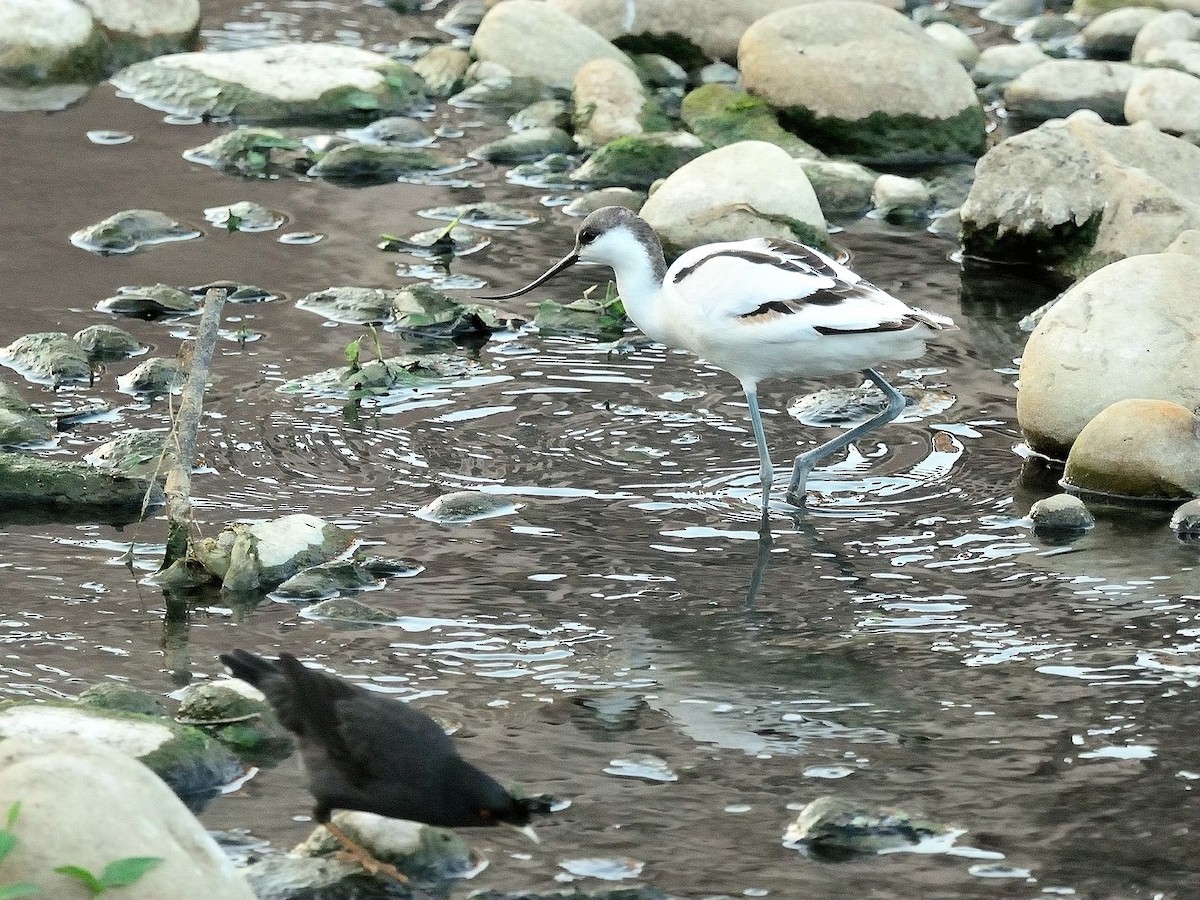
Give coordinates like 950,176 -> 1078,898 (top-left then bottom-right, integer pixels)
783,796 -> 947,857
194,514 -> 358,593
301,596 -> 395,622
77,682 -> 168,717
295,286 -> 397,325
85,429 -> 173,478
0,701 -> 242,813
411,45 -> 471,98
73,323 -> 143,358
183,126 -> 312,176
532,289 -> 631,338
570,132 -> 705,189
0,332 -> 91,386
96,282 -> 200,317
296,812 -> 480,878
470,126 -> 576,163
414,490 -> 523,524
279,352 -> 481,397
70,209 -> 201,254
176,680 -> 294,767
798,159 -> 880,219
0,450 -> 162,524
203,200 -> 286,232
0,381 -> 51,447
117,356 -> 188,396
110,42 -> 426,122
681,84 -> 825,159
274,561 -> 385,601
389,284 -> 504,338
1029,493 -> 1096,532
307,143 -> 464,180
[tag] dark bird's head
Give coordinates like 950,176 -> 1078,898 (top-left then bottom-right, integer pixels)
437,756 -> 559,835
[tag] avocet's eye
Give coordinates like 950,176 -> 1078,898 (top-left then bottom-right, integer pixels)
577,227 -> 598,246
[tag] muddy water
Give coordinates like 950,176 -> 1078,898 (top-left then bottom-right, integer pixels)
2,2 -> 1198,898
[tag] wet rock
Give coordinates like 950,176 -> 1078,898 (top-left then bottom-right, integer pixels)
925,22 -> 980,67
548,0 -> 819,62
307,143 -> 464,180
183,127 -> 312,176
872,174 -> 933,223
383,225 -> 491,260
77,683 -> 168,717
0,331 -> 90,386
344,115 -> 431,145
419,201 -> 540,228
971,42 -> 1051,87
570,131 -> 704,189
0,83 -> 91,113
70,208 -> 201,254
1030,493 -> 1096,531
640,141 -> 828,254
680,84 -> 825,160
0,736 -> 255,900
390,284 -> 503,338
960,112 -> 1200,278
1133,10 -> 1200,62
412,44 -> 471,98
111,43 -> 425,121
0,381 -> 51,446
564,186 -> 646,216
533,292 -> 630,338
471,0 -> 635,91
1170,498 -> 1200,536
96,282 -> 200,317
798,159 -> 879,219
176,681 -> 294,767
73,323 -> 142,359
1017,253 -> 1200,458
194,514 -> 358,593
0,449 -> 163,524
301,596 -> 395,623
1125,67 -> 1200,132
1063,399 -> 1200,499
204,200 -> 285,232
296,286 -> 397,325
471,126 -> 576,162
510,97 -> 573,131
1078,7 -> 1165,57
117,356 -> 187,396
783,796 -> 946,856
982,0 -> 1046,22
279,353 -> 480,397
603,753 -> 677,782
274,561 -> 385,601
573,57 -> 664,150
1004,59 -> 1141,122
634,52 -> 689,89
1014,13 -> 1083,49
449,70 -> 556,109
0,702 -> 242,813
86,429 -> 173,478
739,3 -> 985,164
415,490 -> 523,524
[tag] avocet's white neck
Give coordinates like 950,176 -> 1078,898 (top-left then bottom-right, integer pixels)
580,222 -> 673,343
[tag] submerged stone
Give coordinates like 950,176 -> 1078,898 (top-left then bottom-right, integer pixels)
0,331 -> 91,386
0,382 -> 51,447
301,596 -> 396,622
389,284 -> 503,338
418,202 -> 540,228
383,225 -> 492,259
295,286 -> 396,325
570,132 -> 705,189
274,560 -> 385,601
0,450 -> 163,525
86,429 -> 173,478
1029,493 -> 1096,532
96,283 -> 200,317
344,114 -> 431,145
279,353 -> 480,397
183,127 -> 312,177
470,126 -> 576,163
783,796 -> 946,856
110,43 -> 426,122
307,143 -> 464,180
73,323 -> 143,358
414,490 -> 523,524
117,356 -> 188,396
70,209 -> 201,254
533,292 -> 630,338
204,200 -> 285,232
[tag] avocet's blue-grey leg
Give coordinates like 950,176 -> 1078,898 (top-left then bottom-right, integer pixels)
785,368 -> 908,506
742,384 -> 773,514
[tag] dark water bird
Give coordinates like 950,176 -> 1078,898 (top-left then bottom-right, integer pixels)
480,207 -> 956,512
220,649 -> 555,883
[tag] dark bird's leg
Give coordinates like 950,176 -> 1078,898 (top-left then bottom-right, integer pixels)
786,368 -> 908,506
317,807 -> 410,885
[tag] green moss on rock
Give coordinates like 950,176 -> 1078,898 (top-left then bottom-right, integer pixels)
961,212 -> 1103,269
779,104 -> 987,165
613,32 -> 709,72
571,134 -> 703,189
682,85 -> 824,159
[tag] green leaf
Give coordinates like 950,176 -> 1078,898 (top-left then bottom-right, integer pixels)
6,802 -> 20,829
223,211 -> 243,233
99,856 -> 163,890
0,884 -> 42,899
54,864 -> 103,894
0,830 -> 17,863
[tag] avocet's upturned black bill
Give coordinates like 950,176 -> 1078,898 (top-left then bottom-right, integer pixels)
478,206 -> 957,511
220,650 -> 556,883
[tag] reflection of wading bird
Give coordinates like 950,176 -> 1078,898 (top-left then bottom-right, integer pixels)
481,207 -> 956,512
220,650 -> 555,884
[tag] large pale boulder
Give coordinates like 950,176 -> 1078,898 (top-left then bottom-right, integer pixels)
1131,10 -> 1200,62
738,2 -> 985,164
110,43 -> 425,121
960,111 -> 1200,278
639,141 -> 828,253
573,58 -> 659,149
193,513 -> 358,593
471,0 -> 634,91
1077,7 -> 1164,57
1063,399 -> 1200,499
1004,59 -> 1141,121
1017,253 -> 1200,458
548,0 -> 901,62
971,43 -> 1051,86
1145,38 -> 1200,75
1124,67 -> 1200,132
0,736 -> 254,900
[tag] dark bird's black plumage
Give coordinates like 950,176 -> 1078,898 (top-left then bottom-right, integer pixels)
220,650 -> 554,880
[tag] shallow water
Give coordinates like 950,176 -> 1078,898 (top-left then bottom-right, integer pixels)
2,2 -> 1198,898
